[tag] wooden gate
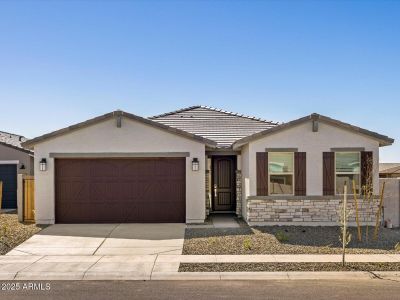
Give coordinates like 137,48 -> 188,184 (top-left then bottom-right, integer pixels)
23,176 -> 35,222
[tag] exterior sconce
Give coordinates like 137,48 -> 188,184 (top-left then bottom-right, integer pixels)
192,158 -> 199,171
19,164 -> 25,170
39,158 -> 47,172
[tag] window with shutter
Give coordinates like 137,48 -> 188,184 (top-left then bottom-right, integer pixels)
335,152 -> 361,195
268,152 -> 294,195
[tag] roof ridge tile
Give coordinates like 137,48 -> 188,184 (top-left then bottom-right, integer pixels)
151,105 -> 279,125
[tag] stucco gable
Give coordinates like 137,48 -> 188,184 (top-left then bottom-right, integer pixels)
22,110 -> 217,149
233,113 -> 394,148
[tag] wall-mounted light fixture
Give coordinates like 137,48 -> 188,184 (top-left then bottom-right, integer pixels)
19,164 -> 25,170
192,158 -> 199,171
39,158 -> 47,172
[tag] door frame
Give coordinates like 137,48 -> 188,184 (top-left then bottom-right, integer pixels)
211,155 -> 237,212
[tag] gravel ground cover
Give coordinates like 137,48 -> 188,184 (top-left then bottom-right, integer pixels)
179,262 -> 400,272
0,212 -> 45,255
183,225 -> 400,255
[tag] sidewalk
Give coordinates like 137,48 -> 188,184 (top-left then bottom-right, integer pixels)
1,254 -> 399,281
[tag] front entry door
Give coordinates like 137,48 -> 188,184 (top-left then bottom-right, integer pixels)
212,156 -> 236,211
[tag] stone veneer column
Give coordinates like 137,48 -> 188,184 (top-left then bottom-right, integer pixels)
236,170 -> 242,217
205,170 -> 211,215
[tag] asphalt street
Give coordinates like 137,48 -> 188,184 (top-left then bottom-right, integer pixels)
1,279 -> 400,300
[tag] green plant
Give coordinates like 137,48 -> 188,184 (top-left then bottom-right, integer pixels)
243,238 -> 252,250
0,224 -> 10,248
0,224 -> 8,237
209,236 -> 217,245
275,230 -> 289,243
395,242 -> 400,252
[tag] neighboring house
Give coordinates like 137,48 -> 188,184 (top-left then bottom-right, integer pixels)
0,131 -> 34,209
22,106 -> 394,225
379,163 -> 400,228
379,163 -> 400,178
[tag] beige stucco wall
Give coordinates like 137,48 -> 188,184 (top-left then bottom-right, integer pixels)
240,120 -> 381,221
32,117 -> 206,224
0,144 -> 33,175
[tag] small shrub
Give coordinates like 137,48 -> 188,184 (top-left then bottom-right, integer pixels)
275,230 -> 289,242
395,242 -> 400,252
209,237 -> 217,245
0,224 -> 8,237
0,224 -> 9,247
243,238 -> 252,250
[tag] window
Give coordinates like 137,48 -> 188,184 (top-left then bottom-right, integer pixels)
268,152 -> 294,195
335,152 -> 360,194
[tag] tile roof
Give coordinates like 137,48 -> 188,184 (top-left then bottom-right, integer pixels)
150,105 -> 278,148
379,163 -> 400,174
0,131 -> 32,153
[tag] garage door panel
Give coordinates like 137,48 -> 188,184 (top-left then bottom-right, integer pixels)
56,160 -> 90,178
55,158 -> 186,223
57,182 -> 89,201
0,164 -> 17,209
90,160 -> 120,178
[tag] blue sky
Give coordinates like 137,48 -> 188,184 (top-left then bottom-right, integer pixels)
0,1 -> 398,161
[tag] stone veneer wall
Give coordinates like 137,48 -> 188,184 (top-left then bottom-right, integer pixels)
247,196 -> 379,225
236,170 -> 242,217
205,170 -> 211,216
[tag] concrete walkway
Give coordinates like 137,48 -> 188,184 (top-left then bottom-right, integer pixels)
186,214 -> 240,228
1,254 -> 400,280
211,214 -> 240,228
8,224 -> 185,256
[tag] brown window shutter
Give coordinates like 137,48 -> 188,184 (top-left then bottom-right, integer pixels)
361,151 -> 373,192
295,152 -> 306,196
256,152 -> 268,196
323,152 -> 335,195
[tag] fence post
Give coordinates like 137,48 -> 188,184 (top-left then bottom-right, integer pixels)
17,174 -> 24,222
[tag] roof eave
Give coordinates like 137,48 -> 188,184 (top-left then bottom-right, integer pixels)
316,114 -> 394,147
0,141 -> 33,154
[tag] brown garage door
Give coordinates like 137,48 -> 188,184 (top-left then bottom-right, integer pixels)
55,158 -> 186,223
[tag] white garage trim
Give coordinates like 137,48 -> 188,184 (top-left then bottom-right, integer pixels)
0,160 -> 19,164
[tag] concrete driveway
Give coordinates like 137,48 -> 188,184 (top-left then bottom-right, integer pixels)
7,223 -> 185,256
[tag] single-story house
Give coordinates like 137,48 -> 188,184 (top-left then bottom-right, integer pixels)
0,131 -> 34,209
22,106 -> 394,225
379,163 -> 400,178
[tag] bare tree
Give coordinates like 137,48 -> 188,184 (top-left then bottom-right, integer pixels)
374,182 -> 386,241
352,179 -> 362,242
361,155 -> 374,243
339,183 -> 352,266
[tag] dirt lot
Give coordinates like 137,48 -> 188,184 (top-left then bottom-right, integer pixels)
0,212 -> 44,255
183,225 -> 400,255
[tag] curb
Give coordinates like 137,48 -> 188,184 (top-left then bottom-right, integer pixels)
3,271 -> 400,281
